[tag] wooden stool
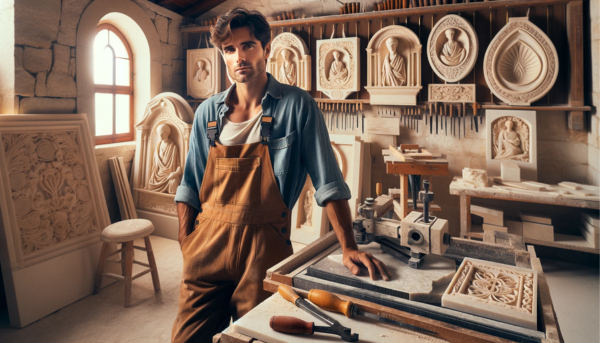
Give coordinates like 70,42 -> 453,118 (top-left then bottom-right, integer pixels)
94,219 -> 160,307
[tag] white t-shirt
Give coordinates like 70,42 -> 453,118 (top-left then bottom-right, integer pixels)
218,110 -> 263,146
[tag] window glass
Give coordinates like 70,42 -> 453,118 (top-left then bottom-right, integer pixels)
115,94 -> 130,134
95,93 -> 113,136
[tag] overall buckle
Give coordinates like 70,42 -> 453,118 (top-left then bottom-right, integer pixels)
207,121 -> 218,147
260,116 -> 273,145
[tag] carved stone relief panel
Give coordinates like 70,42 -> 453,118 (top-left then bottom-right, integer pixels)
485,110 -> 537,181
483,17 -> 559,105
132,93 -> 194,238
316,37 -> 360,100
442,258 -> 538,330
187,48 -> 221,99
428,84 -> 475,103
267,32 -> 311,91
365,25 -> 422,106
427,15 -> 478,82
0,113 -> 111,327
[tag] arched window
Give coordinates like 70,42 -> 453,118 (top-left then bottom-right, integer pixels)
94,24 -> 134,144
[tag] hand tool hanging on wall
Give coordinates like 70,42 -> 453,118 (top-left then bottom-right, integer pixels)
278,285 -> 359,342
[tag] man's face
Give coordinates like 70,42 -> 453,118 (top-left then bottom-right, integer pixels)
221,26 -> 270,84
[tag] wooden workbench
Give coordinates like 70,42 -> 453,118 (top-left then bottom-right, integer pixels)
248,230 -> 563,343
449,179 -> 600,254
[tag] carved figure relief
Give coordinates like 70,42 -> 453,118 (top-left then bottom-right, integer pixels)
483,17 -> 558,105
268,32 -> 311,91
187,48 -> 221,99
365,25 -> 422,106
492,117 -> 530,162
485,110 -> 537,182
317,37 -> 360,99
133,93 -> 194,231
3,131 -> 102,256
442,258 -> 538,329
146,124 -> 182,194
427,15 -> 478,82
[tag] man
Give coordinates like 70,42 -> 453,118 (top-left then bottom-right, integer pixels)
171,7 -> 389,342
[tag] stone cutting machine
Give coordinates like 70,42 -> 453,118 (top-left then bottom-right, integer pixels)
352,180 -> 451,268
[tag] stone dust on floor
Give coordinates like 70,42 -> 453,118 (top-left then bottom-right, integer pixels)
0,236 -> 598,342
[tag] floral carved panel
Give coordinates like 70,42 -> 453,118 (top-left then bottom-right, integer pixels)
428,84 -> 475,103
4,131 -> 100,256
442,258 -> 538,330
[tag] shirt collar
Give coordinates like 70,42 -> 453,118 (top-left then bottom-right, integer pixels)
216,72 -> 282,105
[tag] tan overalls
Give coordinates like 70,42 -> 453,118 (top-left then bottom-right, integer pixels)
171,117 -> 294,343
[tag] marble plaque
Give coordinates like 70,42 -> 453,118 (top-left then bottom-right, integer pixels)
267,32 -> 311,91
316,37 -> 360,99
187,48 -> 221,99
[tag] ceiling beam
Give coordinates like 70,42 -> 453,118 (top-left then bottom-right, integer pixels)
181,0 -> 227,18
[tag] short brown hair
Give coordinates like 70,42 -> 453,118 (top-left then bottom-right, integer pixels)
209,7 -> 271,52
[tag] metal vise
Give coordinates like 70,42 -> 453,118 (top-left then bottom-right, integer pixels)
353,180 -> 451,269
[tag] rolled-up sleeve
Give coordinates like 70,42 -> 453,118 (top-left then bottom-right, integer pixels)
300,97 -> 351,207
174,102 -> 209,211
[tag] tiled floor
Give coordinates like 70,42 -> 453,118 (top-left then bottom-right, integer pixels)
0,236 -> 598,342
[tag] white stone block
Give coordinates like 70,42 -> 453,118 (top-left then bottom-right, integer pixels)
505,217 -> 523,236
471,204 -> 504,226
580,224 -> 599,249
501,161 -> 521,182
482,223 -> 508,233
520,212 -> 551,225
442,258 -> 538,330
583,212 -> 600,228
20,97 -> 76,114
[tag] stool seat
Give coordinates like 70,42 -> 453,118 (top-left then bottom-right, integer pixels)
101,219 -> 154,243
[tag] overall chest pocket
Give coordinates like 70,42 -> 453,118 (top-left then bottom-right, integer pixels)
214,157 -> 261,206
268,130 -> 297,176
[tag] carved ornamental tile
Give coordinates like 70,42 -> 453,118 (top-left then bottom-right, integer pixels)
442,258 -> 538,330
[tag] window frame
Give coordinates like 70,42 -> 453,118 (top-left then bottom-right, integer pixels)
94,23 -> 134,145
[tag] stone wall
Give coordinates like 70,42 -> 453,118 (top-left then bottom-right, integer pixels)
14,0 -> 185,114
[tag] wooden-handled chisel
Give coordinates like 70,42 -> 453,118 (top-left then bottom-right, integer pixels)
307,289 -> 437,336
278,285 -> 359,342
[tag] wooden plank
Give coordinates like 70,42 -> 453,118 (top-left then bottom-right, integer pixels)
181,0 -> 574,32
528,246 -> 563,342
366,118 -> 400,136
266,230 -> 338,278
566,0 -> 585,131
386,163 -> 449,175
525,233 -> 599,254
450,180 -> 600,209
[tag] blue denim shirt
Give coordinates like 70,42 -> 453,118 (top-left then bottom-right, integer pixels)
174,73 -> 352,211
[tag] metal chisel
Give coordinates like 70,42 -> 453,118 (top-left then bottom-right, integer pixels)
307,289 -> 437,336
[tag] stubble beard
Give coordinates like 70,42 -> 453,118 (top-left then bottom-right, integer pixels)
230,59 -> 266,84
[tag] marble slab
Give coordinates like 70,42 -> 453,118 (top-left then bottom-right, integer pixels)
307,242 -> 456,304
442,258 -> 538,330
523,221 -> 554,242
229,292 -> 447,343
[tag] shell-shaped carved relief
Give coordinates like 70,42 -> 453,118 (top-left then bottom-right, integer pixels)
484,17 -> 558,105
498,41 -> 542,86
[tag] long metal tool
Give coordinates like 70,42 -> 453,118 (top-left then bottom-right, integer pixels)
307,289 -> 438,336
278,285 -> 359,342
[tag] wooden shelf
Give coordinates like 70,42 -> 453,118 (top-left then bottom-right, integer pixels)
181,0 -> 573,33
469,230 -> 600,255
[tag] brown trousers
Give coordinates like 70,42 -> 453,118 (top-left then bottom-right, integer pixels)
171,141 -> 293,343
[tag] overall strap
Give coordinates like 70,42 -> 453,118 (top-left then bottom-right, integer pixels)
207,121 -> 218,147
260,116 -> 273,145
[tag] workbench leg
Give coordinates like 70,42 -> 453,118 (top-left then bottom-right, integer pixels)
460,195 -> 471,238
400,174 -> 409,219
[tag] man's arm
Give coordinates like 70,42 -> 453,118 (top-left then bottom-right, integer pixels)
325,199 -> 390,281
177,202 -> 198,247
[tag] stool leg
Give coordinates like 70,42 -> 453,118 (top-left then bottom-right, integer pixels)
124,241 -> 134,307
120,242 -> 127,276
94,243 -> 109,294
144,236 -> 161,292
